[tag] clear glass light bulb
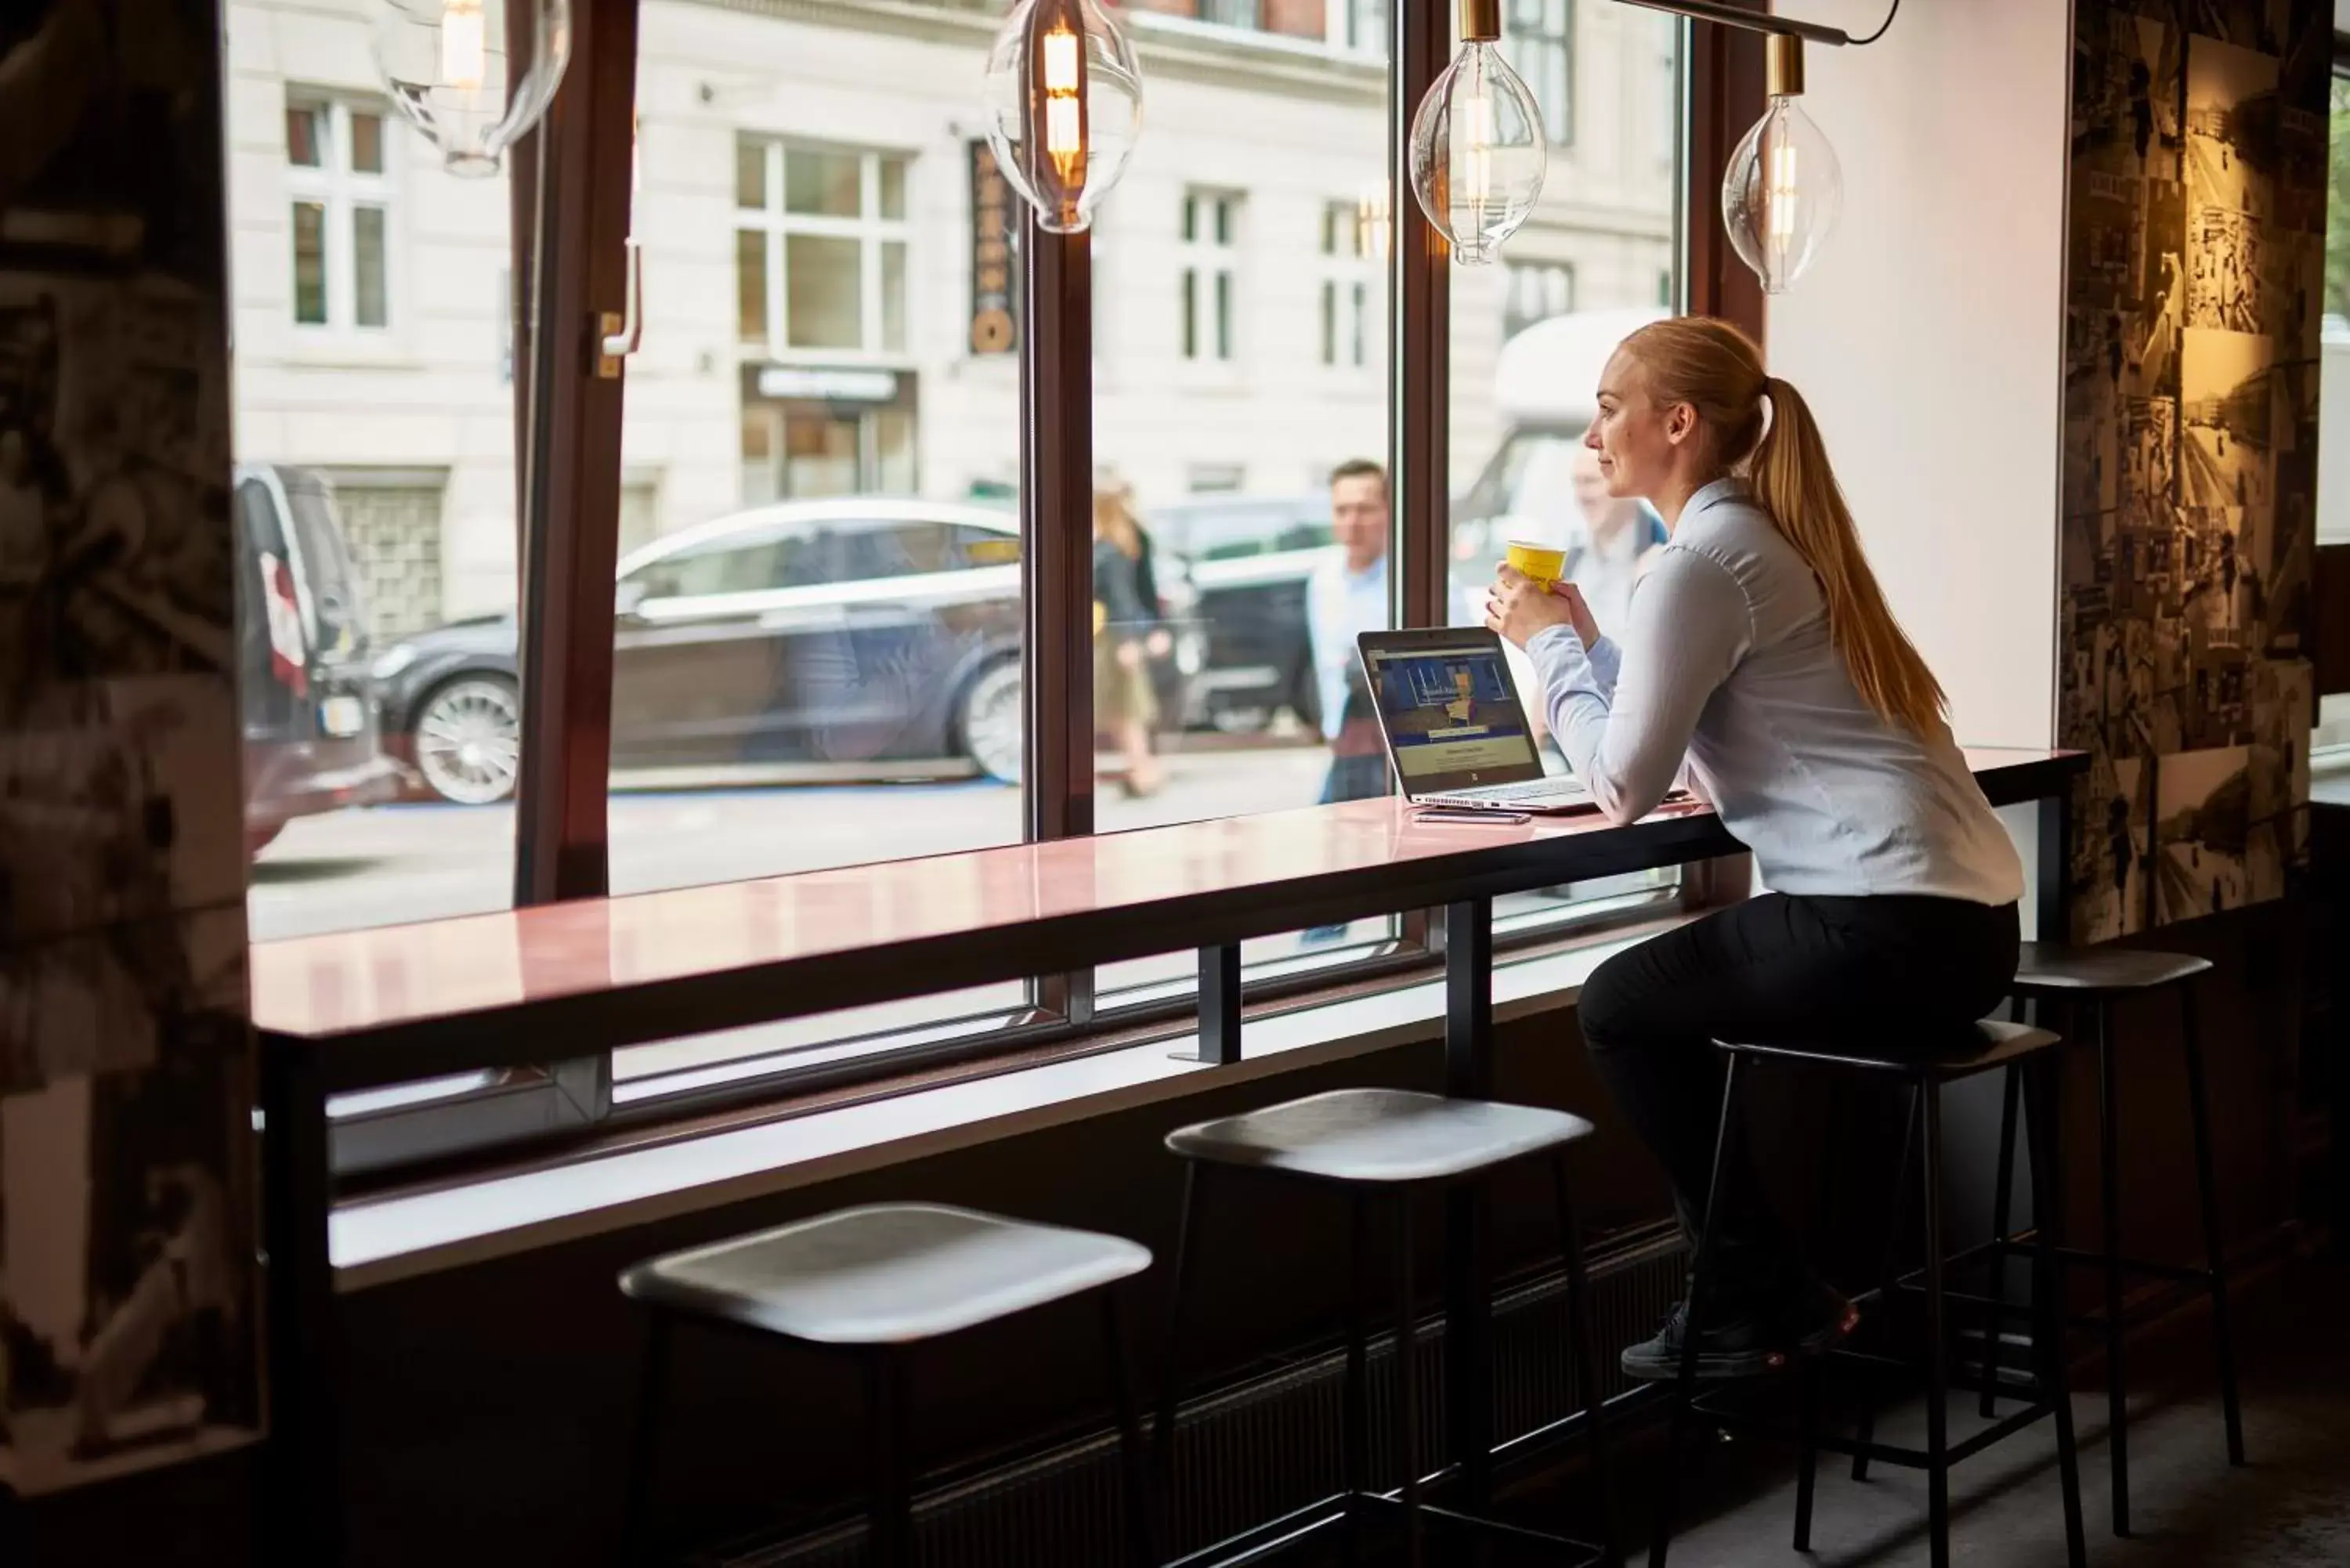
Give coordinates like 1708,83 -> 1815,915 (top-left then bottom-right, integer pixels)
982,0 -> 1144,237
440,0 -> 486,92
1408,40 -> 1546,266
1723,95 -> 1842,294
371,0 -> 570,176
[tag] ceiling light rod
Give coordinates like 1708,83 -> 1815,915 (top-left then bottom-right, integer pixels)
1609,0 -> 1854,49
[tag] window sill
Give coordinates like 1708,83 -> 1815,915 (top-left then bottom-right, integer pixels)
330,917 -> 1683,1292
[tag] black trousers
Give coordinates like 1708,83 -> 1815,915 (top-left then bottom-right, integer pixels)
1578,892 -> 2020,1288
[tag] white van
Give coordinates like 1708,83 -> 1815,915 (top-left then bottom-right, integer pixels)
1450,305 -> 1668,621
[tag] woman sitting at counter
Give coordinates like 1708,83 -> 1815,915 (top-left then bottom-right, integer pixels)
1485,316 -> 2023,1381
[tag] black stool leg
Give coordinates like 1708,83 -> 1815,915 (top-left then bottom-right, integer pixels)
1982,1060 -> 2023,1420
1649,1052 -> 1746,1568
1794,1085 -> 1837,1552
1390,1193 -> 1425,1568
2179,978 -> 2247,1467
1552,1155 -> 1622,1568
1922,1082 -> 1951,1568
2026,1055 -> 2090,1568
619,1312 -> 672,1567
2093,997 -> 2130,1536
1853,1083 -> 1922,1483
867,1350 -> 913,1568
1791,1360 -> 1822,1553
1154,1162 -> 1206,1505
1344,1192 -> 1372,1562
1101,1289 -> 1157,1568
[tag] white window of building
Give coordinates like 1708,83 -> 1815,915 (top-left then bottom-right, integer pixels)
284,96 -> 394,331
1333,0 -> 1388,53
1507,0 -> 1573,146
1318,201 -> 1376,369
1198,0 -> 1262,29
736,138 -> 911,359
1181,190 -> 1242,363
1504,260 -> 1575,339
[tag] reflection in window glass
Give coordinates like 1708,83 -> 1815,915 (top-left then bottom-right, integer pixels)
232,21 -> 518,940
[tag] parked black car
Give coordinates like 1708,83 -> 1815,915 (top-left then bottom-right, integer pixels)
233,464 -> 402,854
1147,494 -> 1334,733
373,499 -> 1197,804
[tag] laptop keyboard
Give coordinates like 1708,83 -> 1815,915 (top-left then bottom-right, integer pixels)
1434,776 -> 1590,804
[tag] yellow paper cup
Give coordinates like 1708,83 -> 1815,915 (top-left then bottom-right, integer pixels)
1506,540 -> 1566,590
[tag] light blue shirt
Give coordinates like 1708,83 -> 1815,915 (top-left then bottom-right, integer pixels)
1527,479 -> 2023,905
1307,551 -> 1389,743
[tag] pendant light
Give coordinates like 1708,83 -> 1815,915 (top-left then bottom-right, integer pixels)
1405,0 -> 1547,266
1722,34 -> 1842,294
982,0 -> 1144,236
370,0 -> 571,175
1609,0 -> 1898,292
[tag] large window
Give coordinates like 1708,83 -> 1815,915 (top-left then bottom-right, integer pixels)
230,0 -> 1698,1136
2316,66 -> 2350,756
230,6 -> 519,942
1449,0 -> 1682,933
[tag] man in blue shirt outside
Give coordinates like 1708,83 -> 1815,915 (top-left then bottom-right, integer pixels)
1307,459 -> 1392,804
1303,460 -> 1391,943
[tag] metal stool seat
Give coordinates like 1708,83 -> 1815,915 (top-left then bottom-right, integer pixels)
1166,1086 -> 1596,1183
617,1203 -> 1155,1567
1977,941 -> 2245,1538
1156,1087 -> 1620,1566
2012,945 -> 2214,994
1649,1021 -> 2088,1568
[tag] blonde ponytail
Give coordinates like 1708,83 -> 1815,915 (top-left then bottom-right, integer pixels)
1618,317 -> 1948,735
1749,374 -> 1947,735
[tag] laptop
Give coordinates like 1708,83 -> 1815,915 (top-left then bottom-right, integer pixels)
1354,627 -> 1596,815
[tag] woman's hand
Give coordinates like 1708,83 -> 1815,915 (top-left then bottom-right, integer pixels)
1485,567 -> 1600,650
1144,627 -> 1173,659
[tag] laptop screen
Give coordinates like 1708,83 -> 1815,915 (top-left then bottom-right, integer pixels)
1360,638 -> 1540,783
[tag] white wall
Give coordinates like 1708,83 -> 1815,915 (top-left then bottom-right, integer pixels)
1766,0 -> 2070,749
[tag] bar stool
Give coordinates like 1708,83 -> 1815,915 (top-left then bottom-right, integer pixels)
1650,1021 -> 2088,1568
1155,1086 -> 1619,1566
1982,942 -> 2246,1537
616,1202 -> 1155,1568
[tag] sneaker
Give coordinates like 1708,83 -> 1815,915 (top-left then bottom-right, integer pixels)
1619,1279 -> 1858,1382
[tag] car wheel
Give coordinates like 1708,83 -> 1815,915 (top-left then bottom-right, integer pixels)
411,675 -> 522,805
956,658 -> 1023,785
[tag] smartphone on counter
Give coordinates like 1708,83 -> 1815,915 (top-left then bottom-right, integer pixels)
1411,807 -> 1530,826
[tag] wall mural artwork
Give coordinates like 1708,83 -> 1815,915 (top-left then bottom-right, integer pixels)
0,0 -> 262,1498
2062,0 -> 2329,942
